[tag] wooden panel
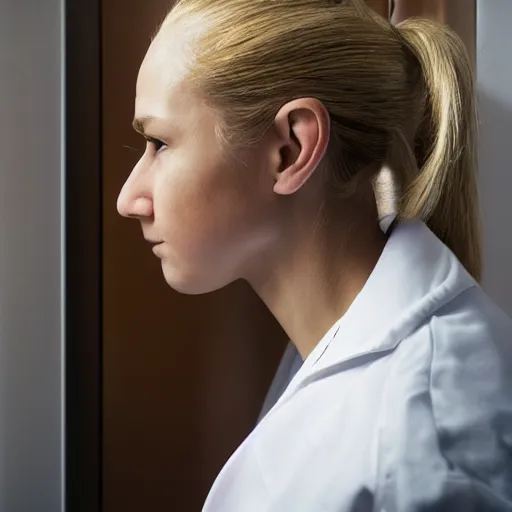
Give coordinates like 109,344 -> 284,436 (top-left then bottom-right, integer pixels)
365,0 -> 389,17
390,0 -> 476,65
101,1 -> 288,511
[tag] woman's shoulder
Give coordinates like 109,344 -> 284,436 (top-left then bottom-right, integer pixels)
391,283 -> 512,405
426,284 -> 512,420
428,285 -> 512,481
378,286 -> 512,509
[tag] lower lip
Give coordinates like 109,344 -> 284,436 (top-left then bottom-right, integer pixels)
152,243 -> 164,256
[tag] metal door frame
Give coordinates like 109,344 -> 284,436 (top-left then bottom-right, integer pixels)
65,0 -> 103,510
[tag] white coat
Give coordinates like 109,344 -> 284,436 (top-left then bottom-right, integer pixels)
203,220 -> 512,512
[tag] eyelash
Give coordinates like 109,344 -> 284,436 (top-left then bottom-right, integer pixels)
146,137 -> 166,153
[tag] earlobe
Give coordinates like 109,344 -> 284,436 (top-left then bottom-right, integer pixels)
272,98 -> 330,196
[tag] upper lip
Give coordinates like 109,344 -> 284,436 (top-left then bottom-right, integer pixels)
145,239 -> 163,245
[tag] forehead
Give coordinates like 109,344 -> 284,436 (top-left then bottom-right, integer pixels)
135,16 -> 207,112
134,26 -> 222,142
135,36 -> 187,117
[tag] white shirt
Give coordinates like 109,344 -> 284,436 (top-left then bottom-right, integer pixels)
203,220 -> 512,511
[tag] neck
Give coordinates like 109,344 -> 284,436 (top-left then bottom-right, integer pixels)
246,194 -> 387,360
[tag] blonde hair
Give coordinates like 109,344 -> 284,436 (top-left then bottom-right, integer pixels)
162,0 -> 481,280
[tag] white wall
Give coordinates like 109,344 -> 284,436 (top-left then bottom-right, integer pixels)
0,1 -> 64,511
477,0 -> 512,316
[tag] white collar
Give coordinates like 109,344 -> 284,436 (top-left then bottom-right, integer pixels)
272,220 -> 477,407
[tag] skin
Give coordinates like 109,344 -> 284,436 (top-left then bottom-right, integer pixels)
117,29 -> 388,359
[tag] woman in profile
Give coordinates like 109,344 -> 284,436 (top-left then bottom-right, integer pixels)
117,0 -> 512,509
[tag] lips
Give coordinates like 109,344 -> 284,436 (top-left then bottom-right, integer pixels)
149,241 -> 164,257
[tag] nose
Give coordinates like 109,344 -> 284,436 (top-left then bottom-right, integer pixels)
117,159 -> 154,219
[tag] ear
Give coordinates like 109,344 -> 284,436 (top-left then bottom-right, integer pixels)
272,98 -> 330,196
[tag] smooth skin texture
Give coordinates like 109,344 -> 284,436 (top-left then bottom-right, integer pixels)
117,31 -> 387,359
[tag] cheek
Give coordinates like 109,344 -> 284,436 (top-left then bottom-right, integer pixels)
153,160 -> 240,247
153,157 -> 275,262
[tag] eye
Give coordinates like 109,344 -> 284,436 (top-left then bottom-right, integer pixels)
146,137 -> 167,153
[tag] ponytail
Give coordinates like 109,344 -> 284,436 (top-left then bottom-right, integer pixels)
395,18 -> 481,281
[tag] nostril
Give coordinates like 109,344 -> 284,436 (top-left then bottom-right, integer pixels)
130,197 -> 153,218
116,186 -> 153,218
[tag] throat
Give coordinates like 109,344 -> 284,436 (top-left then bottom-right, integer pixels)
249,218 -> 388,360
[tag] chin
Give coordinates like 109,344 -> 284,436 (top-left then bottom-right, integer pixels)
160,261 -> 232,296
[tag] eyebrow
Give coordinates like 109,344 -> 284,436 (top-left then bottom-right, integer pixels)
132,115 -> 158,135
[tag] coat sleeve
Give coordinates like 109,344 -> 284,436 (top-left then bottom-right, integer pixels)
375,290 -> 512,512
